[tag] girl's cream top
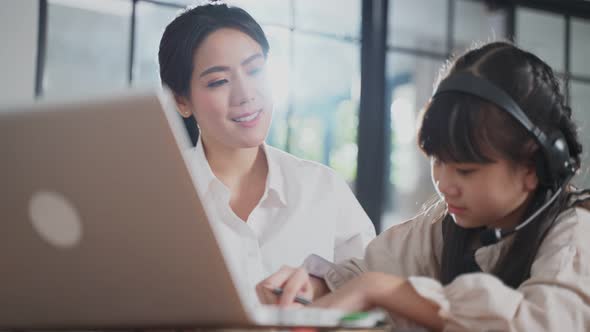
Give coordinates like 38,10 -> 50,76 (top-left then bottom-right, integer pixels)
324,202 -> 590,331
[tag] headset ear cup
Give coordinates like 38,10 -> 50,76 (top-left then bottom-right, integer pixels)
534,150 -> 552,186
549,131 -> 574,181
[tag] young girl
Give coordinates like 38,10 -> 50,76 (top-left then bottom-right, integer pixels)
257,42 -> 590,331
158,3 -> 375,306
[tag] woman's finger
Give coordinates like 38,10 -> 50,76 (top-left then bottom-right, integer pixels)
279,267 -> 311,306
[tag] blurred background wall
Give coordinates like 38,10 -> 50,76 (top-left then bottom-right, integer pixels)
1,0 -> 590,232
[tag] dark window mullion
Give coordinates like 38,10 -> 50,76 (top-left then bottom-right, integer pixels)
507,2 -> 516,41
284,0 -> 295,153
569,75 -> 590,85
128,0 -> 137,85
564,14 -> 571,104
35,0 -> 48,98
447,0 -> 455,56
356,0 -> 389,232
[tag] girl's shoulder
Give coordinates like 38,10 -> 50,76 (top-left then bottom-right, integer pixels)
529,206 -> 590,278
372,202 -> 446,251
543,206 -> 590,253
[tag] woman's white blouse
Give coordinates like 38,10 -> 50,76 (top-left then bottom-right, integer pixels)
186,137 -> 376,305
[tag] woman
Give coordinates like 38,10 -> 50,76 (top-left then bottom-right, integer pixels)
258,42 -> 590,331
158,2 -> 375,305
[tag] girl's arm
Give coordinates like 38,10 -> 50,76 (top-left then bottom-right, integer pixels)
313,272 -> 444,331
310,275 -> 331,299
367,273 -> 444,331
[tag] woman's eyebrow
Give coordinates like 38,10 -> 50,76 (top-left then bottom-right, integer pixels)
199,65 -> 230,78
241,53 -> 263,66
199,53 -> 263,78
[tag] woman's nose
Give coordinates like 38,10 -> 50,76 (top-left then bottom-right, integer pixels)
231,74 -> 257,106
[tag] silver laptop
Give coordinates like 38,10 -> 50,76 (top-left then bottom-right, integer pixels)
0,89 -> 357,329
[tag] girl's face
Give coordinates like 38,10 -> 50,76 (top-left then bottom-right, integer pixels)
176,28 -> 272,149
431,156 -> 539,230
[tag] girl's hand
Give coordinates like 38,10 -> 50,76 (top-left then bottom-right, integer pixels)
311,272 -> 397,312
313,272 -> 444,331
256,266 -> 314,307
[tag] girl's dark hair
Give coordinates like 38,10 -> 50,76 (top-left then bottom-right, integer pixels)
417,41 -> 583,288
158,2 -> 269,145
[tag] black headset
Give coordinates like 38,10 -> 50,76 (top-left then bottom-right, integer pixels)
432,72 -> 577,245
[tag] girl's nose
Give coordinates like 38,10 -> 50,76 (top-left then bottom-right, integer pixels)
435,178 -> 460,198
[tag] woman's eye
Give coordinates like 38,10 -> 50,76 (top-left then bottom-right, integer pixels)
207,79 -> 228,88
248,67 -> 263,76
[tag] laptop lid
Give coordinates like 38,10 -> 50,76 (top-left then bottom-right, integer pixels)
0,89 -> 252,329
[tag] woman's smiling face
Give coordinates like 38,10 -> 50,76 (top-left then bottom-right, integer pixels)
176,28 -> 273,149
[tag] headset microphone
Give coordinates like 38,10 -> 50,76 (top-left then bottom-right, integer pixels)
479,186 -> 564,246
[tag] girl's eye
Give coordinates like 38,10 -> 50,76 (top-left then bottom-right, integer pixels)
207,79 -> 228,88
457,169 -> 476,176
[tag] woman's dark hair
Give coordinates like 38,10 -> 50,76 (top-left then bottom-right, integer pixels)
158,2 -> 269,144
417,41 -> 583,288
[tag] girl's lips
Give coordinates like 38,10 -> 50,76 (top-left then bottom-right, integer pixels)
447,203 -> 467,214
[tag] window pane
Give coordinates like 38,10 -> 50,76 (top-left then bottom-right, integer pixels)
571,82 -> 590,188
264,26 -> 291,151
516,7 -> 565,73
227,0 -> 290,26
44,0 -> 131,98
143,0 -> 290,27
290,33 -> 360,183
388,0 -> 448,53
571,18 -> 590,77
383,53 -> 444,230
453,0 -> 509,53
295,0 -> 361,38
134,2 -> 180,87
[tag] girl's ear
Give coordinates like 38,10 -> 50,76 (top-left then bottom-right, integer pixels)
174,94 -> 193,118
521,140 -> 540,192
523,163 -> 539,192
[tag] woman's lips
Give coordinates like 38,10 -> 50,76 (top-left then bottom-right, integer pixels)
231,109 -> 263,128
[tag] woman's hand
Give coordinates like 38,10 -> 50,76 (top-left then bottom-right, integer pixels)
256,266 -> 314,307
